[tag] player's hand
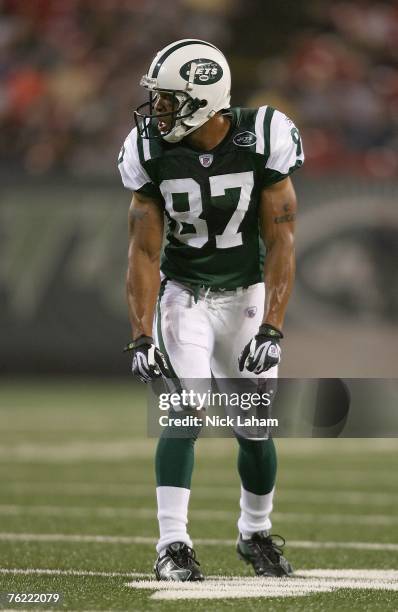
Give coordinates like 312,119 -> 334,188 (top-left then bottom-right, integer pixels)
124,335 -> 171,383
238,324 -> 283,374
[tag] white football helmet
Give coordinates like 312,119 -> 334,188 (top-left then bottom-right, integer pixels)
134,39 -> 231,143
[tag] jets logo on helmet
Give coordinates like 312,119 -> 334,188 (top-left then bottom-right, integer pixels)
179,59 -> 223,84
134,39 -> 231,143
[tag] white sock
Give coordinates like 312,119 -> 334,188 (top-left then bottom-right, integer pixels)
237,485 -> 274,539
156,486 -> 192,555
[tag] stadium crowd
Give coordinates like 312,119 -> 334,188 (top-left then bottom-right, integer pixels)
1,0 -> 397,177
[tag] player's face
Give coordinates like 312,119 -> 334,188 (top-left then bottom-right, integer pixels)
153,92 -> 178,134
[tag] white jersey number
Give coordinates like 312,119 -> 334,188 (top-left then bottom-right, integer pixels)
160,171 -> 254,249
159,178 -> 208,248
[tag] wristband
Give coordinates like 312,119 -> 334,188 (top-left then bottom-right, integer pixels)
123,335 -> 154,352
257,324 -> 284,340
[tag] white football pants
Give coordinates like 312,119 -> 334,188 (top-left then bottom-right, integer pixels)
153,279 -> 278,380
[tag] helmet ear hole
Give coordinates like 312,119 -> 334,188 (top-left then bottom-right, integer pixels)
199,99 -> 208,108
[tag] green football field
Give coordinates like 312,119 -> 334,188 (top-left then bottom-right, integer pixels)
0,380 -> 397,611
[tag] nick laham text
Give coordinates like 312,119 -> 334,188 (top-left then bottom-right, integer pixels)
159,415 -> 279,428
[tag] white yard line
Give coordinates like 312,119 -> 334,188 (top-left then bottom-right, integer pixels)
0,532 -> 396,551
1,568 -> 398,587
0,438 -> 396,464
0,504 -> 396,526
0,440 -> 155,461
2,481 -> 397,507
0,568 -> 150,578
0,436 -> 396,454
300,569 -> 398,579
2,568 -> 398,581
288,540 -> 398,551
126,570 -> 398,600
277,489 -> 398,506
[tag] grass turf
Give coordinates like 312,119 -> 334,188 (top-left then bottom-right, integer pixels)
0,380 -> 397,610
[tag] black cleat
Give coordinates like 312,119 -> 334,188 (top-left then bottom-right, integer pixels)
154,542 -> 204,582
237,532 -> 293,577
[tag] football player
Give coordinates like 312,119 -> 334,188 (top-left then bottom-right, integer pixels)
118,39 -> 304,581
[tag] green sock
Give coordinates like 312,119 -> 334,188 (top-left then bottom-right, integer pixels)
155,425 -> 201,489
236,436 -> 277,495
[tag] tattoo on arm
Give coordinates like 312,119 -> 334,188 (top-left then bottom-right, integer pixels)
130,208 -> 148,220
274,203 -> 296,224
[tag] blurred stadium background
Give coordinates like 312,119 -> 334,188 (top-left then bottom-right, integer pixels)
0,2 -> 398,608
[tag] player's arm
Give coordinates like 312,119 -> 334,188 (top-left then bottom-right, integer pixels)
126,191 -> 163,338
259,176 -> 296,330
238,176 -> 297,374
125,191 -> 170,382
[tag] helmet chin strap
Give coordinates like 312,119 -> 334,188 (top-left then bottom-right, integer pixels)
163,109 -> 216,143
162,125 -> 186,143
163,118 -> 203,143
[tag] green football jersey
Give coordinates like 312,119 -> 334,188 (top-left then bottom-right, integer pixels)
118,106 -> 304,289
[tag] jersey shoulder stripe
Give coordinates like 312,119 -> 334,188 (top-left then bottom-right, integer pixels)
118,127 -> 152,192
254,105 -> 274,158
136,126 -> 151,164
136,120 -> 166,164
254,105 -> 304,177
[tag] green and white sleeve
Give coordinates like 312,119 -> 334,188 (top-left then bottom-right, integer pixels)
117,127 -> 160,197
255,106 -> 304,186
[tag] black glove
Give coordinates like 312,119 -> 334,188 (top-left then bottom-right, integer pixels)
238,324 -> 283,374
124,335 -> 171,383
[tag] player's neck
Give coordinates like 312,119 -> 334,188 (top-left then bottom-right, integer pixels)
184,113 -> 231,151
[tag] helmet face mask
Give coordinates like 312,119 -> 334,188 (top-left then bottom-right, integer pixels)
134,89 -> 202,140
134,39 -> 231,143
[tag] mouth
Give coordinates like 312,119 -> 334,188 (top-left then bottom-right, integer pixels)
157,119 -> 169,133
